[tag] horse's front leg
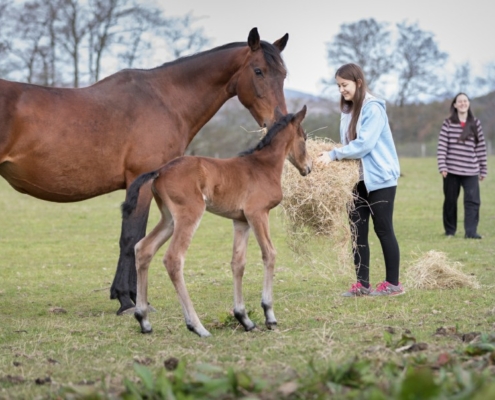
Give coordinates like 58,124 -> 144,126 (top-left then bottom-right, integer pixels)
249,213 -> 277,329
111,182 -> 153,315
231,220 -> 256,331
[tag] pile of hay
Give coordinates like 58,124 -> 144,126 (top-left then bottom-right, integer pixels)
280,137 -> 360,263
405,250 -> 480,290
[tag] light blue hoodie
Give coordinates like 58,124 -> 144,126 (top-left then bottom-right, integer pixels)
329,93 -> 400,192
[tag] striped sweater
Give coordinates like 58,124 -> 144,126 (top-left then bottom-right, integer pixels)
437,118 -> 488,177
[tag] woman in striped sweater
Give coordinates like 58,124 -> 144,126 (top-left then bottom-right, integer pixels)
437,92 -> 488,239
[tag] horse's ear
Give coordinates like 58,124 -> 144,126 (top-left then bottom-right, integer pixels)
273,33 -> 289,52
294,105 -> 307,124
248,27 -> 261,51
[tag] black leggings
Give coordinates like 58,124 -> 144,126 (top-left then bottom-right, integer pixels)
349,181 -> 400,287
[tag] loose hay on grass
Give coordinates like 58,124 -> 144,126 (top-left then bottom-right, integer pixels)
280,137 -> 360,267
405,250 -> 480,290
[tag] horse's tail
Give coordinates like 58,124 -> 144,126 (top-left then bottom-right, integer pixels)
121,171 -> 160,219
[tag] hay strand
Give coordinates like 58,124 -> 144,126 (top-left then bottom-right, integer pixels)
405,250 -> 480,290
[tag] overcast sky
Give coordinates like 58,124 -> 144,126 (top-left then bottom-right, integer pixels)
158,0 -> 494,97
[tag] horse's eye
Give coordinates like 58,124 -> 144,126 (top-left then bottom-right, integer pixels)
254,68 -> 263,76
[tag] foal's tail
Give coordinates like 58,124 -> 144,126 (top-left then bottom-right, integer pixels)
121,171 -> 160,219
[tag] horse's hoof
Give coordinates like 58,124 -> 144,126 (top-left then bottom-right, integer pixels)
141,327 -> 153,334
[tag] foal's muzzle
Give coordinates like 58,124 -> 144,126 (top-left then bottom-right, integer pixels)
300,160 -> 313,176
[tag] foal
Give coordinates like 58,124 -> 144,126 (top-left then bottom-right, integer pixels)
122,106 -> 311,337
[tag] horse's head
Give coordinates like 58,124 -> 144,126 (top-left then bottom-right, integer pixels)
233,27 -> 288,130
285,105 -> 312,176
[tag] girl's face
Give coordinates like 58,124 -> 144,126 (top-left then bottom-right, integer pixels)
454,94 -> 470,114
336,75 -> 357,101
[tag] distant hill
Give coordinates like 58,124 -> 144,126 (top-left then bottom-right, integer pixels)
284,88 -> 323,101
284,89 -> 337,114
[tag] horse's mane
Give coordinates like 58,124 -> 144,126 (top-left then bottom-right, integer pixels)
155,41 -> 286,74
238,113 -> 294,156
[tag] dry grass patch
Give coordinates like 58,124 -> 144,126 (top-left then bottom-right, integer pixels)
405,250 -> 481,290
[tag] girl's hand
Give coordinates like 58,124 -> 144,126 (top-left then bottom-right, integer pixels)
316,152 -> 332,165
441,171 -> 448,178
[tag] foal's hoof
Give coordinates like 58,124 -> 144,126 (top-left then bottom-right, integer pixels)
134,311 -> 152,334
244,322 -> 257,332
187,324 -> 212,338
265,321 -> 278,330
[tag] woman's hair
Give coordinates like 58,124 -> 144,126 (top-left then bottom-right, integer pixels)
449,92 -> 478,143
335,63 -> 368,141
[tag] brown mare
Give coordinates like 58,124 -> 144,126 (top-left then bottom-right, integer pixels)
122,105 -> 311,337
0,28 -> 289,315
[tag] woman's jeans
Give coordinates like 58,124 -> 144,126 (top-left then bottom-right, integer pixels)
443,173 -> 480,237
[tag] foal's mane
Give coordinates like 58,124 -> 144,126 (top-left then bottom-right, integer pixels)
155,41 -> 286,74
238,113 -> 294,156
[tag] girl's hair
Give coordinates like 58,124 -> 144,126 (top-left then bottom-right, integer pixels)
335,63 -> 368,141
449,92 -> 478,143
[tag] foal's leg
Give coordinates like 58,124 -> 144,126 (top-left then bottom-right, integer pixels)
248,212 -> 277,329
164,210 -> 211,338
111,181 -> 154,315
231,220 -> 256,331
134,211 -> 174,334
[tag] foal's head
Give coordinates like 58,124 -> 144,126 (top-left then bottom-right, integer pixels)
284,105 -> 312,176
240,105 -> 312,176
234,27 -> 288,129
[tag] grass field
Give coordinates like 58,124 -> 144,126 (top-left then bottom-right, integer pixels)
1,157 -> 494,399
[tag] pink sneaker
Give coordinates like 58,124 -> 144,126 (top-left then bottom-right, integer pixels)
370,281 -> 405,296
341,282 -> 371,297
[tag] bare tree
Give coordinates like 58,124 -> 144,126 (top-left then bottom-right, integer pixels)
474,61 -> 495,96
394,21 -> 447,106
57,0 -> 91,87
0,0 -> 14,76
162,12 -> 210,59
0,0 -> 210,87
0,0 -> 10,51
325,18 -> 394,90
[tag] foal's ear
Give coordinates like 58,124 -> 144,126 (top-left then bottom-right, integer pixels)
248,27 -> 261,51
273,33 -> 289,52
293,105 -> 307,124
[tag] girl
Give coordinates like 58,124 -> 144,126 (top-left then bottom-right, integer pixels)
316,63 -> 402,296
437,93 -> 488,239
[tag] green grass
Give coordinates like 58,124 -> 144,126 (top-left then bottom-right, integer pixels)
1,157 -> 494,399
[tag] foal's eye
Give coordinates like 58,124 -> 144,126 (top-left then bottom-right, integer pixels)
254,68 -> 263,76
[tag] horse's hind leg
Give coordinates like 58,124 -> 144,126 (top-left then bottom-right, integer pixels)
231,220 -> 256,331
134,211 -> 174,334
248,212 -> 278,329
164,211 -> 211,338
111,182 -> 153,315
